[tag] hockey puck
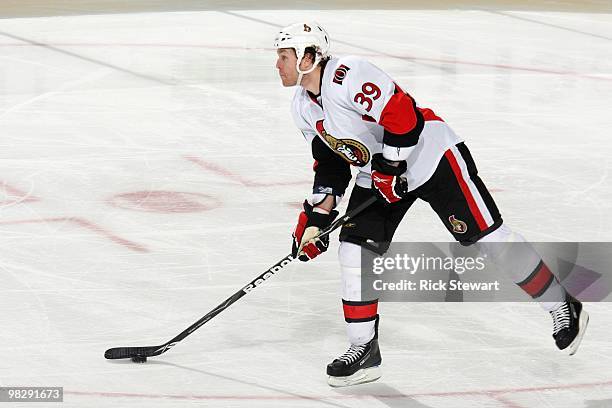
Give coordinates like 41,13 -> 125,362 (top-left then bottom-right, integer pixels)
131,355 -> 147,363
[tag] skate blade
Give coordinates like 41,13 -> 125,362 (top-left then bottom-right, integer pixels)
328,366 -> 381,387
568,309 -> 589,356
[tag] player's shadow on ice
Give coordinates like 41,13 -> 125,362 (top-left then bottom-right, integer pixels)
150,360 -> 353,408
150,360 -> 435,408
332,383 -> 434,408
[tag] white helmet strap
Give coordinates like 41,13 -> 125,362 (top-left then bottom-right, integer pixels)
295,49 -> 321,86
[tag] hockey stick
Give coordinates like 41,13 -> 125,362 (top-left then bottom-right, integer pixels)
104,195 -> 377,361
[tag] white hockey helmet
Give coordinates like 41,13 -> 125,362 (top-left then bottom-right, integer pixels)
274,21 -> 330,84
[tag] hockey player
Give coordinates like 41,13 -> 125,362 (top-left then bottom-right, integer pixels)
274,22 -> 589,387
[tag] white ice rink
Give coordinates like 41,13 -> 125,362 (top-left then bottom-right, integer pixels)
1,4 -> 612,408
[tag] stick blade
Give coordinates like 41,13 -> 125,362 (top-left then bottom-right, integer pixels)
104,346 -> 161,360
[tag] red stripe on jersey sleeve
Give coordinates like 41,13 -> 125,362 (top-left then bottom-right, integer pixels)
361,114 -> 376,122
418,107 -> 444,122
315,120 -> 325,136
379,85 -> 419,135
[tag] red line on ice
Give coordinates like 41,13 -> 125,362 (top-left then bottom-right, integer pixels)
185,155 -> 310,187
0,217 -> 149,253
108,190 -> 220,213
0,181 -> 40,204
1,41 -> 609,81
63,379 -> 612,401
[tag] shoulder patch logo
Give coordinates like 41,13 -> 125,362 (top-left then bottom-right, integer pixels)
333,64 -> 351,85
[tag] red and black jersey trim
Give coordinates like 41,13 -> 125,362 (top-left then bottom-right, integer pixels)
517,260 -> 556,298
342,299 -> 378,323
418,107 -> 443,122
307,91 -> 322,108
380,86 -> 424,148
312,136 -> 352,196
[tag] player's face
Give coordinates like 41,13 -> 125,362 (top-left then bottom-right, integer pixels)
276,49 -> 299,87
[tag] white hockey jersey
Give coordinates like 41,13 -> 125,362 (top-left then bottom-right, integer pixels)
291,55 -> 463,191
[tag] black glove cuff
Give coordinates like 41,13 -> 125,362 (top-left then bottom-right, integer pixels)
302,201 -> 339,229
371,153 -> 407,176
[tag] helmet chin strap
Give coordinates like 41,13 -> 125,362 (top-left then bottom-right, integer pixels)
296,71 -> 304,87
295,54 -> 321,87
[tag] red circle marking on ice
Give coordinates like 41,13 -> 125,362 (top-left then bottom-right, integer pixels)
109,191 -> 219,213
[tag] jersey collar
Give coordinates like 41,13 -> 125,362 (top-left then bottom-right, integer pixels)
306,59 -> 328,107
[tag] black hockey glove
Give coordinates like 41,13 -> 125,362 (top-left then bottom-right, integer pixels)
371,153 -> 409,203
292,201 -> 339,262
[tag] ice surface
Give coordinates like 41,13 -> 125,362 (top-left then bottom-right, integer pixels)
1,6 -> 611,408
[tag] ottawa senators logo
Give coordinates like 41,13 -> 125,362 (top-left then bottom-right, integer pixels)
449,215 -> 468,234
333,64 -> 350,85
315,120 -> 370,167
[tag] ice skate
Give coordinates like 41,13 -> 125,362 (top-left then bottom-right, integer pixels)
327,337 -> 382,387
550,295 -> 589,355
